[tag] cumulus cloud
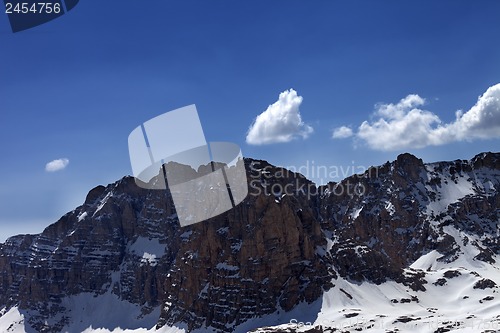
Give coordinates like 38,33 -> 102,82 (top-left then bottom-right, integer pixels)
246,89 -> 313,145
333,83 -> 500,151
45,158 -> 69,172
332,126 -> 354,139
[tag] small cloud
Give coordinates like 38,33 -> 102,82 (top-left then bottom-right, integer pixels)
246,89 -> 313,145
332,126 -> 353,139
333,83 -> 500,151
45,158 -> 69,172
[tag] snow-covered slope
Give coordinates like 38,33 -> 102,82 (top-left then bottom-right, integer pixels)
253,253 -> 500,332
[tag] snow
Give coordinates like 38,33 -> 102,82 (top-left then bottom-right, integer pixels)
231,240 -> 242,252
0,291 -> 189,333
78,212 -> 88,222
127,237 -> 166,266
93,192 -> 113,216
216,262 -> 239,271
179,231 -> 192,240
216,227 -> 229,234
2,244 -> 500,333
261,267 -> 500,333
410,250 -> 442,270
141,253 -> 158,266
384,201 -> 395,215
0,307 -> 27,333
423,167 -> 485,216
249,222 -> 500,333
58,292 -> 161,332
350,207 -> 363,220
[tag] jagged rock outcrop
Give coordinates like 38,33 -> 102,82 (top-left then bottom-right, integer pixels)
0,152 -> 498,332
319,152 -> 499,287
0,159 -> 332,332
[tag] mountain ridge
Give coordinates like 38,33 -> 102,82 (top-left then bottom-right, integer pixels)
0,151 -> 499,333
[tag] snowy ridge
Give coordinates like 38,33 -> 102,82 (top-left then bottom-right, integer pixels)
253,271 -> 500,332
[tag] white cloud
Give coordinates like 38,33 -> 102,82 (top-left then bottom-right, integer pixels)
332,126 -> 354,139
45,158 -> 69,172
333,83 -> 500,151
246,89 -> 313,145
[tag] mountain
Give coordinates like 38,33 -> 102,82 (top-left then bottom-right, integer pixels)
0,152 -> 499,333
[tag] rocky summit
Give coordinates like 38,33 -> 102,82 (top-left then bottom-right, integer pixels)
0,152 -> 499,333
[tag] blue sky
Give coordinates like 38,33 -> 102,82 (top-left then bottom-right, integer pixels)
1,1 -> 499,241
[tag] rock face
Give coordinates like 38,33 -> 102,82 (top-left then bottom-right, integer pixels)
319,152 -> 499,286
0,152 -> 498,332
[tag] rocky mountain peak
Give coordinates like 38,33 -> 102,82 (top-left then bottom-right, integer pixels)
471,151 -> 500,169
393,152 -> 425,182
84,185 -> 106,205
0,153 -> 498,333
